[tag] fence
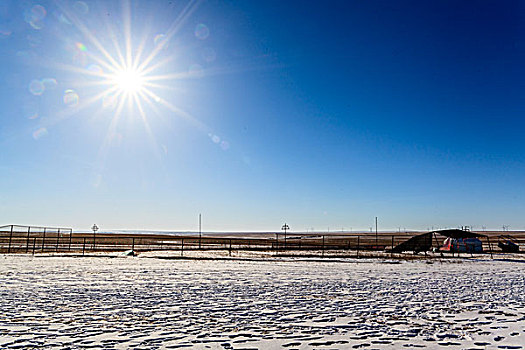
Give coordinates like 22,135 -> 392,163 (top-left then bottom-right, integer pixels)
1,225 -> 523,257
0,225 -> 73,254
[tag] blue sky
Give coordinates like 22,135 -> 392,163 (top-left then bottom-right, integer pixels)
1,0 -> 524,232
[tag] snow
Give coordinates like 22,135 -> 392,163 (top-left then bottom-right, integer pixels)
1,254 -> 524,349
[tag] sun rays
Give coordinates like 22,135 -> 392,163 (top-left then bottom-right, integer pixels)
52,0 -> 204,126
46,1 -> 212,164
19,0 -> 240,188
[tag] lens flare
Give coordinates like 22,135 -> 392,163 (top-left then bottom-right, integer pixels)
0,29 -> 12,38
32,127 -> 48,140
73,1 -> 89,15
42,78 -> 58,90
76,42 -> 87,52
63,89 -> 79,107
24,104 -> 39,120
220,141 -> 230,150
154,34 -> 168,48
86,64 -> 103,74
24,5 -> 47,30
29,80 -> 45,95
194,23 -> 209,40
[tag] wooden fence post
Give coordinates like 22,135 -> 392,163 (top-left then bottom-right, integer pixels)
486,237 -> 494,259
82,237 -> 86,256
357,236 -> 360,259
42,228 -> 46,252
26,226 -> 31,253
32,238 -> 36,255
322,235 -> 325,257
132,238 -> 135,251
8,225 -> 13,253
56,229 -> 60,252
181,238 -> 184,256
391,235 -> 394,258
229,239 -> 232,256
68,230 -> 72,251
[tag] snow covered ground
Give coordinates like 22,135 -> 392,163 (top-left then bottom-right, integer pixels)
1,254 -> 524,349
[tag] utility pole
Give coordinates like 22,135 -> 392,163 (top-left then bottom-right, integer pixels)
199,214 -> 202,249
375,217 -> 378,247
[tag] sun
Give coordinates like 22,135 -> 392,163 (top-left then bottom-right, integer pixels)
111,67 -> 145,95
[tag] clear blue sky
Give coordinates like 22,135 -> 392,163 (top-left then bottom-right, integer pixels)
1,0 -> 524,232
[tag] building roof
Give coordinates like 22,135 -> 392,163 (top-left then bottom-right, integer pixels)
432,229 -> 486,238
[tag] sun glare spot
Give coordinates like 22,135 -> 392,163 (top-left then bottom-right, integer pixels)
113,68 -> 144,94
